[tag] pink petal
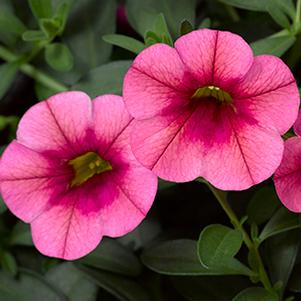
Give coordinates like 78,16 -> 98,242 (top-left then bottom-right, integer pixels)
174,29 -> 253,90
293,110 -> 301,136
17,91 -> 93,158
274,137 -> 301,212
92,95 -> 133,156
123,43 -> 197,119
130,103 -> 283,190
233,55 -> 299,135
0,141 -> 70,222
31,164 -> 157,260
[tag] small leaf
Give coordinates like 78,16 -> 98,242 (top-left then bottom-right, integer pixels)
39,18 -> 61,39
78,265 -> 151,301
251,35 -> 296,57
144,31 -> 161,46
46,263 -> 98,301
0,62 -> 18,99
232,287 -> 278,301
266,1 -> 291,29
259,207 -> 300,242
218,0 -> 267,11
28,0 -> 53,20
180,19 -> 193,36
34,82 -> 57,101
103,34 -> 145,54
72,60 -> 131,97
22,30 -> 47,42
197,224 -> 251,276
79,238 -> 142,277
1,252 -> 18,276
151,13 -> 173,46
247,186 -> 280,225
0,11 -> 27,36
45,43 -> 74,72
53,2 -> 70,34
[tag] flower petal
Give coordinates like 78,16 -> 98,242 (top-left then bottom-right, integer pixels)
92,95 -> 133,156
17,91 -> 93,158
123,43 -> 197,119
130,103 -> 283,189
233,55 -> 299,134
0,141 -> 70,222
274,137 -> 301,212
175,29 -> 253,89
293,110 -> 301,136
31,163 -> 157,260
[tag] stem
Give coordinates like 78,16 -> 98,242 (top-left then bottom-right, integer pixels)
207,183 -> 273,292
0,45 -> 68,93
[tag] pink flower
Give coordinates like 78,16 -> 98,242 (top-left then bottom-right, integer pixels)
123,29 -> 299,190
0,92 -> 157,260
274,110 -> 301,212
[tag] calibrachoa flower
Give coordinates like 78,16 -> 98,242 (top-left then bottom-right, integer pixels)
123,29 -> 299,190
274,110 -> 301,212
0,92 -> 157,260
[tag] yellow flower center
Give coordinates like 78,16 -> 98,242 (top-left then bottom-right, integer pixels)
68,152 -> 112,187
192,85 -> 232,104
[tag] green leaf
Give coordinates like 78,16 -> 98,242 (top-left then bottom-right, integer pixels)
78,265 -> 151,301
232,287 -> 278,301
0,62 -> 18,100
218,0 -> 267,11
79,238 -> 142,277
247,186 -> 280,225
197,225 -> 250,276
1,252 -> 18,276
266,1 -> 291,29
180,20 -> 193,36
126,0 -> 197,37
151,13 -> 173,46
10,222 -> 33,246
144,31 -> 161,46
259,207 -> 300,242
46,263 -> 98,301
0,11 -> 27,36
64,0 -> 117,74
53,2 -> 70,34
141,239 -> 250,276
0,196 -> 7,214
45,43 -> 74,72
39,18 -> 61,39
28,0 -> 53,20
103,34 -> 145,54
22,30 -> 47,42
251,35 -> 296,57
264,230 -> 300,298
198,224 -> 243,266
0,269 -> 64,301
172,276 -> 250,301
72,60 -> 131,97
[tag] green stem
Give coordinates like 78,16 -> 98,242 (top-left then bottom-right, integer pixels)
208,183 -> 273,293
0,45 -> 68,93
